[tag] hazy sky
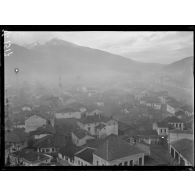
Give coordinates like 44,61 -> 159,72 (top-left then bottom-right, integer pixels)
7,31 -> 193,64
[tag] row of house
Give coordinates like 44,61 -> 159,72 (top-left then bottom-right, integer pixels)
153,116 -> 184,136
58,135 -> 145,166
77,114 -> 118,138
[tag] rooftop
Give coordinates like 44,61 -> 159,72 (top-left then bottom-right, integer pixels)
164,116 -> 183,123
72,128 -> 88,139
94,135 -> 143,161
157,121 -> 169,128
75,148 -> 95,164
59,141 -> 80,158
33,134 -> 67,148
30,124 -> 55,136
12,148 -> 51,163
171,139 -> 194,165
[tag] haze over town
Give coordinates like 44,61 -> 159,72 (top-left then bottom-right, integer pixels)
4,31 -> 194,167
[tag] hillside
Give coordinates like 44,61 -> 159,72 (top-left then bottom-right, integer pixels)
5,38 -> 162,85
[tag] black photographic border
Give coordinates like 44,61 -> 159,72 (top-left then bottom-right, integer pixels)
0,25 -> 194,171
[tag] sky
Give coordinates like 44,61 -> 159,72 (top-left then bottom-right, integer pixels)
7,31 -> 193,64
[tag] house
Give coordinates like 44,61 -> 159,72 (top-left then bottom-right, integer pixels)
74,147 -> 95,166
139,96 -> 161,110
124,128 -> 160,145
153,116 -> 184,136
169,139 -> 194,166
33,134 -> 67,154
168,129 -> 193,144
77,115 -> 118,137
153,121 -> 169,136
25,114 -> 47,133
10,148 -> 52,166
95,119 -> 118,138
165,116 -> 184,130
71,129 -> 94,147
55,108 -> 81,119
93,135 -> 144,166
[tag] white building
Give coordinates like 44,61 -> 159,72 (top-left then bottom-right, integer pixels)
10,148 -> 52,166
77,115 -> 118,137
93,135 -> 144,166
55,108 -> 81,119
153,121 -> 169,136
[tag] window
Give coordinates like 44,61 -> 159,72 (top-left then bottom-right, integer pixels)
97,161 -> 99,166
124,161 -> 128,166
119,163 -> 122,166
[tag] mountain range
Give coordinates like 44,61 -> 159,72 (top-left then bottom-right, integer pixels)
5,38 -> 193,87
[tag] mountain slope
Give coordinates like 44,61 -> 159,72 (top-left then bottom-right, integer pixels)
5,38 -> 163,85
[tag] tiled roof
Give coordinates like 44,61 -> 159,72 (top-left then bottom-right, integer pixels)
79,115 -> 110,124
157,121 -> 169,128
75,148 -> 95,164
72,129 -> 88,139
33,134 -> 67,148
12,148 -> 51,163
165,116 -> 183,123
171,139 -> 194,165
83,139 -> 105,149
30,124 -> 55,136
94,135 -> 143,161
59,142 -> 80,158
